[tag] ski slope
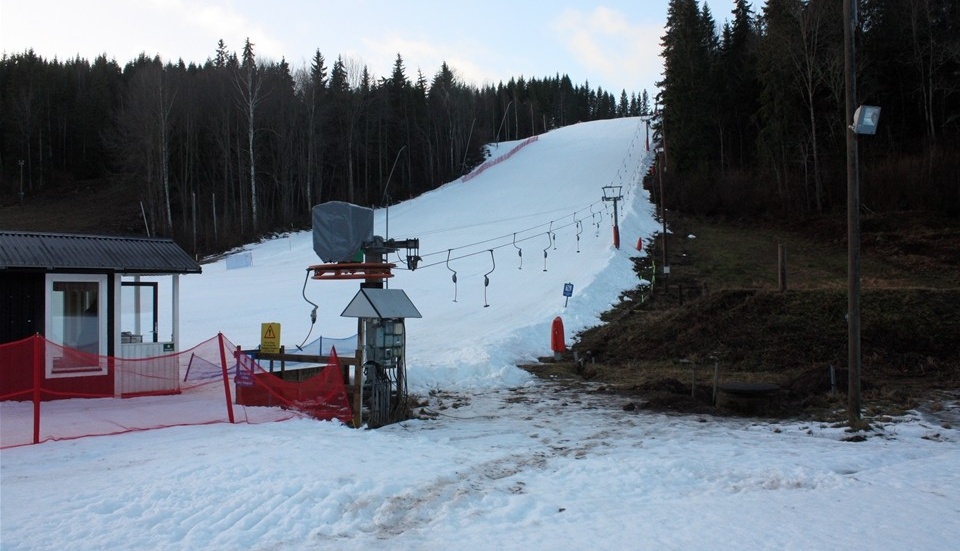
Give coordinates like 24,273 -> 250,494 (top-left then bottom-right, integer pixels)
178,116 -> 660,391
3,117 -> 958,551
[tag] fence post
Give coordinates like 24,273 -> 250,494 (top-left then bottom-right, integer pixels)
778,244 -> 787,292
217,333 -> 236,423
712,358 -> 719,405
33,334 -> 42,444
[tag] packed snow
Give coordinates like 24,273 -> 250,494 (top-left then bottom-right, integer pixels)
2,118 -> 959,550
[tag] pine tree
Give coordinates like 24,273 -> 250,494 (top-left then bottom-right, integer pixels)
717,0 -> 761,170
659,0 -> 717,176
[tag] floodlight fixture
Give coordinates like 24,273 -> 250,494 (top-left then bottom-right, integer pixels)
851,105 -> 881,135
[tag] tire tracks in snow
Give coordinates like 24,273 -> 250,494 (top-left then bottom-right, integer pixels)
367,385 -> 622,537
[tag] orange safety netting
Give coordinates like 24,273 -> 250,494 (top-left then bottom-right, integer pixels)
234,347 -> 352,425
0,334 -> 353,448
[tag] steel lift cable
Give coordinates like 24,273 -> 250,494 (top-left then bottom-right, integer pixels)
297,268 -> 320,350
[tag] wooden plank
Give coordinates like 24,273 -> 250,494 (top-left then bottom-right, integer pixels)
254,352 -> 357,365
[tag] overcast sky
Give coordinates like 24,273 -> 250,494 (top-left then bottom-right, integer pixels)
0,0 -> 737,98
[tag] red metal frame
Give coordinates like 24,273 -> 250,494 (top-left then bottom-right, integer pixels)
307,262 -> 395,280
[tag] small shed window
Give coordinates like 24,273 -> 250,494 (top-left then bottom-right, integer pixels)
45,274 -> 108,378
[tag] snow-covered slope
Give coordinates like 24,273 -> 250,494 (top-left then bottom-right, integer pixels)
4,118 -> 957,551
179,116 -> 659,391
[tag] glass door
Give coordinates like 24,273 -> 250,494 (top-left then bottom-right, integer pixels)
45,274 -> 108,377
121,281 -> 158,343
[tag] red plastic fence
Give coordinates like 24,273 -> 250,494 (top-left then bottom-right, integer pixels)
0,334 -> 352,448
462,135 -> 538,182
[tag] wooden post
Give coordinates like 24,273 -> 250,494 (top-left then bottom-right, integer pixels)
712,359 -> 719,405
778,244 -> 787,292
681,359 -> 694,397
691,363 -> 696,397
352,360 -> 362,428
844,0 -> 863,427
354,318 -> 364,428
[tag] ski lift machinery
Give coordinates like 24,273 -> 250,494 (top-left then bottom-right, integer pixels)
308,201 -> 422,428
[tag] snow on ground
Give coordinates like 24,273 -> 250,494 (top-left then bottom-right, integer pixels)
2,118 -> 959,550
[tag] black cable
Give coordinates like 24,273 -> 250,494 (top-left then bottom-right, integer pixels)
296,269 -> 319,351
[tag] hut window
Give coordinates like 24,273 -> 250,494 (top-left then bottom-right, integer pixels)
45,274 -> 109,378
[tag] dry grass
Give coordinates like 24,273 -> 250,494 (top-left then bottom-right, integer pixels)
526,211 -> 960,420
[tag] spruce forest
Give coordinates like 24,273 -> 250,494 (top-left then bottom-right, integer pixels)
657,0 -> 959,219
2,0 -> 958,257
0,39 -> 649,255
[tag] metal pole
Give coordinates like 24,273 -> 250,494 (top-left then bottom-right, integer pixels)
658,151 -> 668,277
381,145 -> 407,241
602,187 -> 623,249
844,0 -> 862,426
495,101 -> 513,146
613,197 -> 620,243
610,196 -> 621,249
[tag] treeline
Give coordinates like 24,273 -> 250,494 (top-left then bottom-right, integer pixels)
656,0 -> 960,218
0,40 -> 651,254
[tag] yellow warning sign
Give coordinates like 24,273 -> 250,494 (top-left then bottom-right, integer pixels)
260,322 -> 281,354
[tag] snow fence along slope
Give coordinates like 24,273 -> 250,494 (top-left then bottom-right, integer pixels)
178,117 -> 660,392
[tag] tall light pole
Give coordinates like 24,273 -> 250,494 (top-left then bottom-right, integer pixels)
658,147 -> 668,279
843,0 -> 863,428
843,0 -> 881,428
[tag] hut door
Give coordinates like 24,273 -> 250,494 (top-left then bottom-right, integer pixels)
45,274 -> 109,377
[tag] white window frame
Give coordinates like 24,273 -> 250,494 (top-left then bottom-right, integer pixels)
45,273 -> 109,378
